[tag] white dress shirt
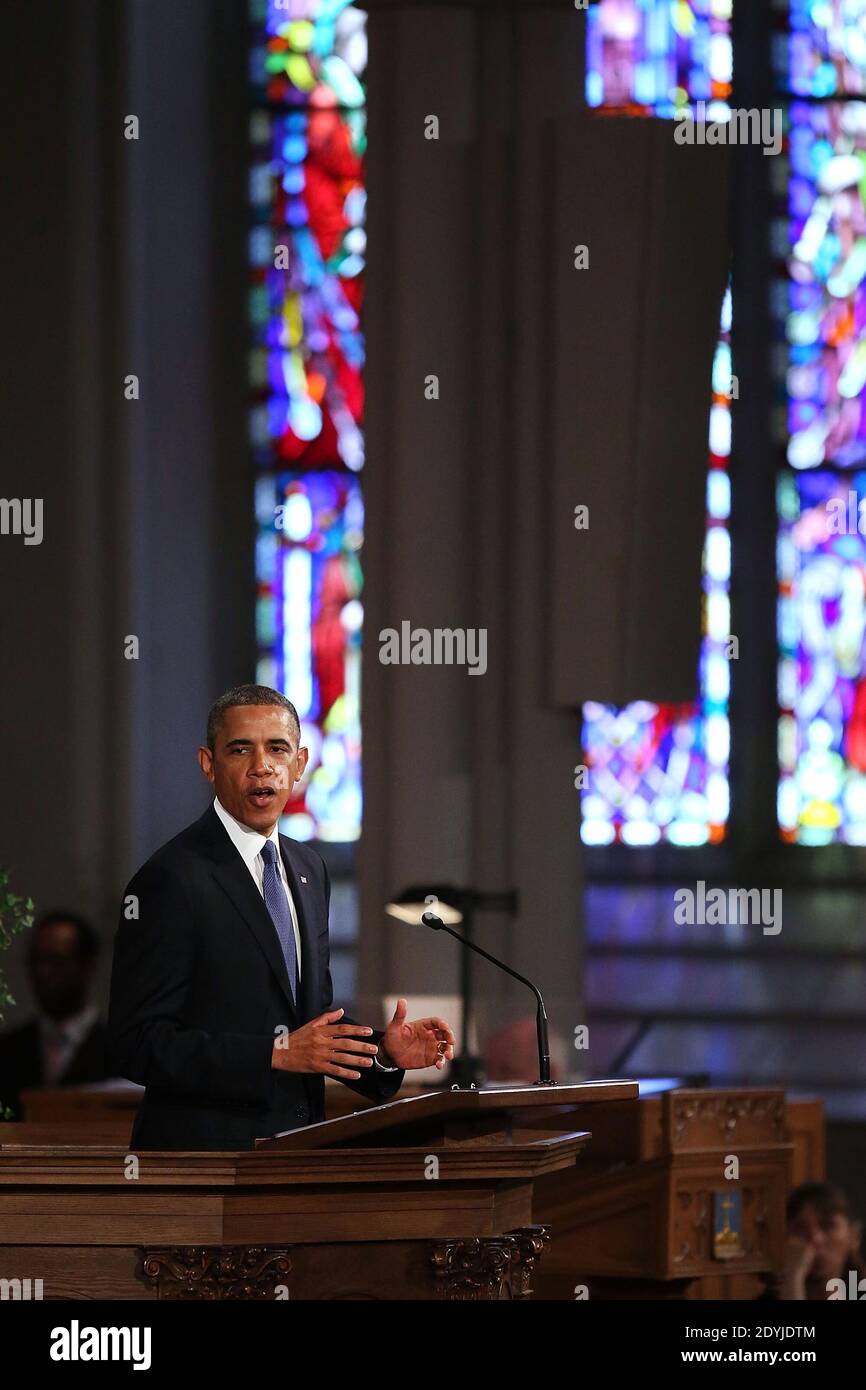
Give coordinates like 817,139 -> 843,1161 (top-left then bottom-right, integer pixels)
214,797 -> 302,981
213,798 -> 396,1070
39,1002 -> 99,1087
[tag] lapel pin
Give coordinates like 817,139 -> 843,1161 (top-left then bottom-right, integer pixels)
300,875 -> 307,884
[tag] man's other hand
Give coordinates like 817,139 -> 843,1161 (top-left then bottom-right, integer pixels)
271,1008 -> 379,1079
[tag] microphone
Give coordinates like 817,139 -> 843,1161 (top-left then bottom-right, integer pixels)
420,910 -> 555,1085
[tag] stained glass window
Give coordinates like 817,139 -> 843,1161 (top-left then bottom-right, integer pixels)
776,1 -> 866,842
785,0 -> 866,97
250,0 -> 366,841
778,470 -> 866,843
581,0 -> 733,847
777,101 -> 866,472
586,0 -> 733,118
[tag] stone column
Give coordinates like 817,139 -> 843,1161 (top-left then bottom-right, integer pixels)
360,1 -> 587,1073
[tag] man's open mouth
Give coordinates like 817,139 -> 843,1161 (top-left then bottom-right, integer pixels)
248,787 -> 276,804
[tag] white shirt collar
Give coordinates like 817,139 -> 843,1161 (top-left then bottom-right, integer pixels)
213,796 -> 282,875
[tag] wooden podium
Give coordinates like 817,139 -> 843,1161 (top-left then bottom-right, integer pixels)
0,1081 -> 636,1300
322,1080 -> 824,1300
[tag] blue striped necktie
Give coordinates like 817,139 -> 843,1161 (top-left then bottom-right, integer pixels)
261,839 -> 298,1005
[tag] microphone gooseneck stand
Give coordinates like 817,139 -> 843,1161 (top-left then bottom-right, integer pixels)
420,911 -> 555,1086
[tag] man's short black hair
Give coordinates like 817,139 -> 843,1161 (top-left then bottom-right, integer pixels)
206,684 -> 301,751
32,911 -> 100,963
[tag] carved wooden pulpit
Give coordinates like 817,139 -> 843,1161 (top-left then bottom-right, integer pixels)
529,1086 -> 807,1299
0,1080 -> 637,1300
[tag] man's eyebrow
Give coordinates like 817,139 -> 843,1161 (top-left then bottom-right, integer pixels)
223,737 -> 294,749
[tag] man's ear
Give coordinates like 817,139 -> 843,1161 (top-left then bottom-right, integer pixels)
296,744 -> 309,778
198,745 -> 215,783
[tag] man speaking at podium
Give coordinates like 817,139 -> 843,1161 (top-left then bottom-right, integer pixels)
109,684 -> 455,1151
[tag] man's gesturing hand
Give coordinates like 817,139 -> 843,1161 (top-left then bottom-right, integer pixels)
381,999 -> 456,1071
271,1007 -> 379,1080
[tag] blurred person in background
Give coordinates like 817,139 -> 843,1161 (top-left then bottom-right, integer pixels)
761,1181 -> 865,1300
484,1016 -> 569,1085
0,910 -> 108,1119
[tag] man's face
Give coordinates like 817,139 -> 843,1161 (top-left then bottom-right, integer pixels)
198,704 -> 308,833
29,922 -> 92,1020
789,1203 -> 857,1282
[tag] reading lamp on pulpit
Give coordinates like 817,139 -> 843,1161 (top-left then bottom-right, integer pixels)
385,884 -> 519,1088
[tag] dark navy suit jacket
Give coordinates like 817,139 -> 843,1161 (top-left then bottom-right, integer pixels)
108,805 -> 403,1150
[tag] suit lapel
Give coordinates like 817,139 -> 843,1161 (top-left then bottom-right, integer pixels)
61,1021 -> 105,1086
280,838 -> 320,1025
199,805 -> 321,1023
211,848 -> 299,1021
19,1021 -> 43,1088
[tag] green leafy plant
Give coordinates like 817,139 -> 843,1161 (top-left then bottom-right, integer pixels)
0,870 -> 35,1119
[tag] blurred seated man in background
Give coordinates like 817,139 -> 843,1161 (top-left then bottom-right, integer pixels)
0,910 -> 109,1119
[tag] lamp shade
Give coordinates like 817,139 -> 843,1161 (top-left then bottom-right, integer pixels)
384,884 -> 466,926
